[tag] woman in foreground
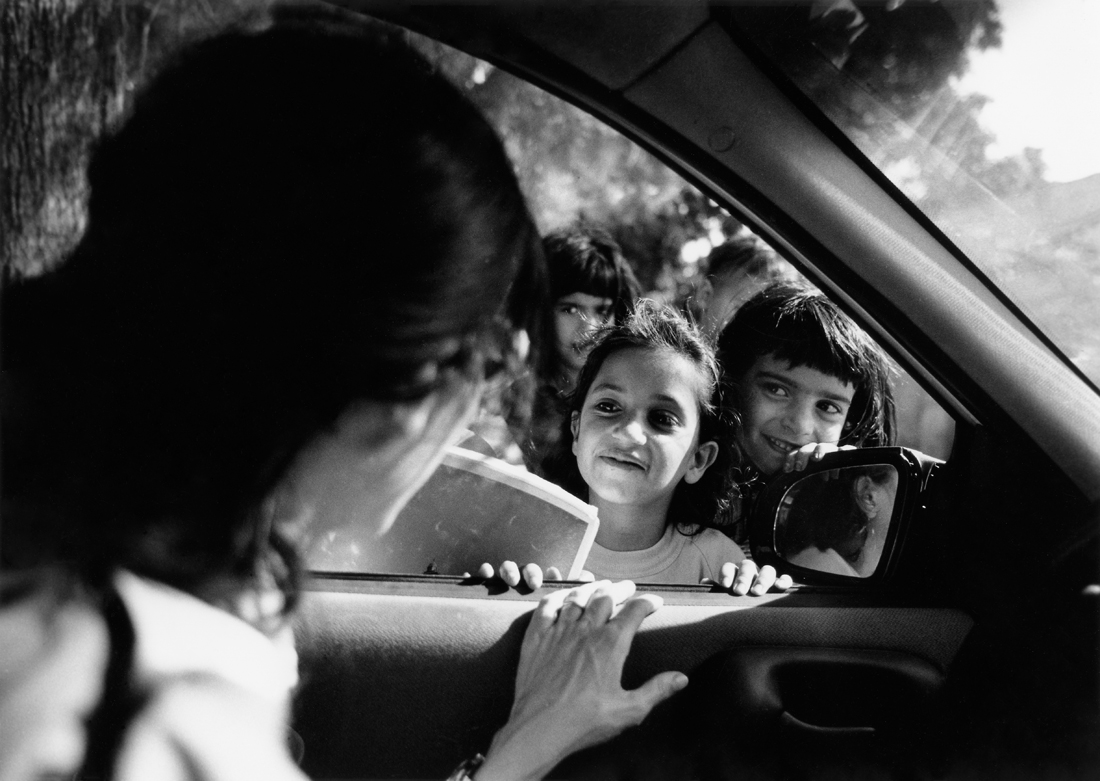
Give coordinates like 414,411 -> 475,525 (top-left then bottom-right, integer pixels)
0,11 -> 685,781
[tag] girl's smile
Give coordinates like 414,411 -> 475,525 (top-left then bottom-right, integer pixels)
571,347 -> 717,524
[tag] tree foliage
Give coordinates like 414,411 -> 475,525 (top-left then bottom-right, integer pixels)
1,0 -> 263,276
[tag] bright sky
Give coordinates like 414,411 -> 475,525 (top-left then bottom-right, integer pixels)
954,0 -> 1100,183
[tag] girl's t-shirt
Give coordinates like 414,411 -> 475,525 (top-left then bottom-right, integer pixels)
584,524 -> 745,584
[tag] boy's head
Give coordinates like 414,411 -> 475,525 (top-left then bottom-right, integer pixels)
717,283 -> 896,477
696,235 -> 790,336
544,225 -> 641,377
544,300 -> 738,530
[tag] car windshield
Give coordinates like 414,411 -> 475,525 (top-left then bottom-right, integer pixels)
724,0 -> 1100,388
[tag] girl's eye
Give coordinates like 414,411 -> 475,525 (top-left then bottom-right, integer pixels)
762,382 -> 788,397
650,410 -> 679,429
593,400 -> 619,414
817,401 -> 844,417
559,304 -> 580,315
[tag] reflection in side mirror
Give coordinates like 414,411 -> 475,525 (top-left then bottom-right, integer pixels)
775,464 -> 898,578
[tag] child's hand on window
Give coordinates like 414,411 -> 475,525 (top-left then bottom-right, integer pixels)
783,443 -> 856,473
703,559 -> 793,596
476,561 -> 595,590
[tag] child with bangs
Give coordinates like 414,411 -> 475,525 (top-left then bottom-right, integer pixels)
519,224 -> 643,474
717,282 -> 896,536
531,300 -> 785,592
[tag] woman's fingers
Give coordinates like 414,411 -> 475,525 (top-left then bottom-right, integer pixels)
577,581 -> 623,625
484,584 -> 679,779
626,670 -> 690,720
775,573 -> 794,591
544,566 -> 563,581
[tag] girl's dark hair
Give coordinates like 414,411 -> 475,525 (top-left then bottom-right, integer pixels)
545,225 -> 640,322
541,225 -> 640,375
541,300 -> 739,534
1,11 -> 545,616
717,283 -> 896,448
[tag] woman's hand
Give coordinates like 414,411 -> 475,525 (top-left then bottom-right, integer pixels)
703,559 -> 793,596
476,580 -> 687,781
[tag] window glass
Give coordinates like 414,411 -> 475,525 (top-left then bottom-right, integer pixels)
726,0 -> 1100,387
408,30 -> 954,460
4,5 -> 954,584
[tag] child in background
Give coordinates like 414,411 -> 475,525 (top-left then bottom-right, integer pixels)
517,224 -> 643,474
693,234 -> 795,339
717,283 -> 896,532
528,300 -> 787,592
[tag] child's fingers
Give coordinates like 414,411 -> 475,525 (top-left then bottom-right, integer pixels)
729,559 -> 758,595
786,442 -> 842,472
750,564 -> 778,595
545,566 -> 564,581
775,573 -> 794,591
498,560 -> 521,587
522,563 -> 544,590
719,561 -> 739,589
476,562 -> 495,579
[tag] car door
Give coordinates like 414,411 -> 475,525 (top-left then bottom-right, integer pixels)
292,3 -> 1100,779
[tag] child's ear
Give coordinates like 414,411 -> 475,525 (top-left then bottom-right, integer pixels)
683,440 -> 719,485
570,411 -> 580,456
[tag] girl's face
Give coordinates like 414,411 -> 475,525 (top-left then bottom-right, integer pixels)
554,292 -> 615,375
737,354 -> 855,476
570,346 -> 718,514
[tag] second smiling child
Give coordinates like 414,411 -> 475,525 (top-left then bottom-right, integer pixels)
717,283 -> 896,519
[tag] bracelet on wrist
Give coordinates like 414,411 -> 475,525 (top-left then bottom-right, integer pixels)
446,753 -> 485,781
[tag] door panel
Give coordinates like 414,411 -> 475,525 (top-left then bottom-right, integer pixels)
292,577 -> 971,779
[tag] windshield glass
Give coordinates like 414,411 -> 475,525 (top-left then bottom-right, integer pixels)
726,0 -> 1100,387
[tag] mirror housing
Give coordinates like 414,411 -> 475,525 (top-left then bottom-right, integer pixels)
749,447 -> 944,586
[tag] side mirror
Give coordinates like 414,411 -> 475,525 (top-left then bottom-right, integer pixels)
750,447 -> 944,584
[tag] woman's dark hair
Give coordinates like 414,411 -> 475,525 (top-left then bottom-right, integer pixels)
541,300 -> 739,534
0,11 -> 545,615
717,282 -> 896,449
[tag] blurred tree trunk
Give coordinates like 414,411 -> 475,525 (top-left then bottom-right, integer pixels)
1,0 -> 151,276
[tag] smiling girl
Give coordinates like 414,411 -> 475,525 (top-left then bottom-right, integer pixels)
716,283 -> 896,531
540,301 -> 785,592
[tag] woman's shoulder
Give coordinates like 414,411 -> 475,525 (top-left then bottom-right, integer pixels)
114,676 -> 306,781
0,570 -> 111,780
111,571 -> 306,780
